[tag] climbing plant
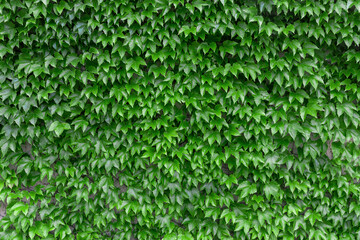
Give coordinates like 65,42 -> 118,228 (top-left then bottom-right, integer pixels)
1,0 -> 360,239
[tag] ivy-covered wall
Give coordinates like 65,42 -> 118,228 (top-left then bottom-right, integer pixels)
1,0 -> 360,239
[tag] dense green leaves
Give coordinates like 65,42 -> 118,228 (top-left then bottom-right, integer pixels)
1,0 -> 360,239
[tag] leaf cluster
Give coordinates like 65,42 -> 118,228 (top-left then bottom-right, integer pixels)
1,0 -> 360,239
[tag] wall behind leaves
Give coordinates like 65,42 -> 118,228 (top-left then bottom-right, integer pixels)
1,0 -> 360,239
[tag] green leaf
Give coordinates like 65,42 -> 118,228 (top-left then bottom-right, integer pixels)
264,182 -> 280,200
235,219 -> 250,234
10,202 -> 29,216
49,121 -> 71,136
164,127 -> 178,141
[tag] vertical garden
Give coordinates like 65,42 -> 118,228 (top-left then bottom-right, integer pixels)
1,0 -> 360,239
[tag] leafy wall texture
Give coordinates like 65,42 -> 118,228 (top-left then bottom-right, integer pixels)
1,0 -> 360,239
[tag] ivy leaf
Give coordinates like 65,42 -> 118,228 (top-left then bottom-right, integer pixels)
235,218 -> 250,234
35,222 -> 50,238
164,127 -> 178,141
49,121 -> 71,136
264,182 -> 280,200
10,202 -> 29,216
125,57 -> 146,72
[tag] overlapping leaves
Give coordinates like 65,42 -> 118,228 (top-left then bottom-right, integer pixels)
1,0 -> 360,239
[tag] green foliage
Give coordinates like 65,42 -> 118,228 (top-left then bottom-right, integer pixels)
1,0 -> 360,239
